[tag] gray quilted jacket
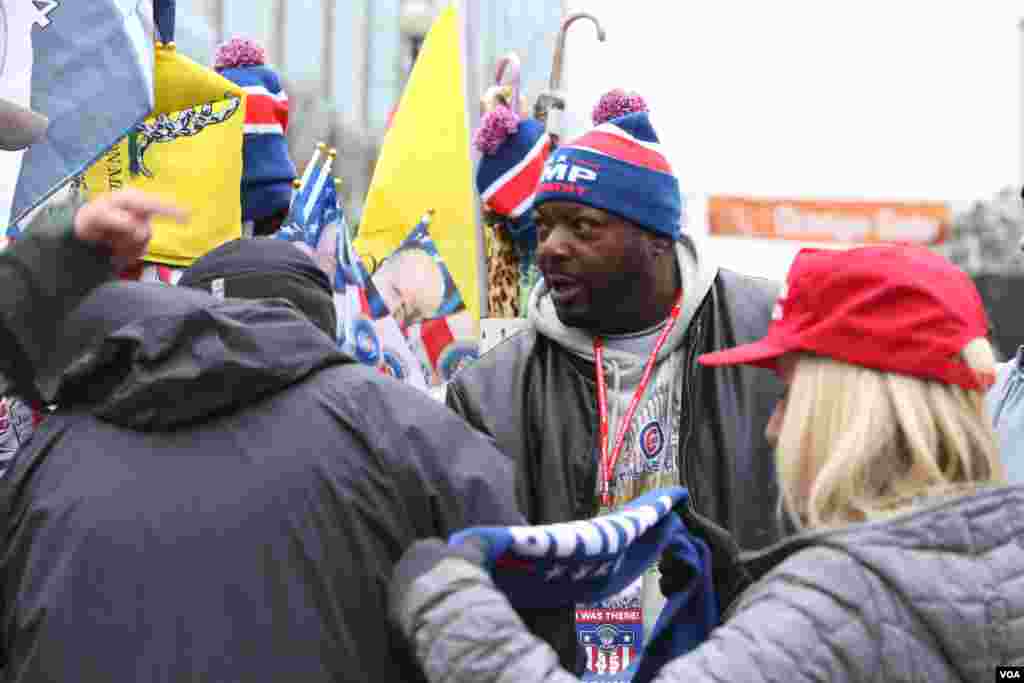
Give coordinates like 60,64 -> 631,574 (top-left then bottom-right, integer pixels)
393,485 -> 1024,682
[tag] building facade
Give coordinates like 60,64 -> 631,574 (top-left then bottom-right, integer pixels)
180,0 -> 568,219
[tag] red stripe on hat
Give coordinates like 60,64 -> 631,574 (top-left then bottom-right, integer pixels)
358,288 -> 371,317
420,317 -> 455,365
484,136 -> 552,217
245,92 -> 289,132
571,130 -> 672,174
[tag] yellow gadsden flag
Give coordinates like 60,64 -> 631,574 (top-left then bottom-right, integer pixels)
83,43 -> 245,266
356,4 -> 480,320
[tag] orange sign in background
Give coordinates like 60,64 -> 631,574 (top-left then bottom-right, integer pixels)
706,196 -> 951,245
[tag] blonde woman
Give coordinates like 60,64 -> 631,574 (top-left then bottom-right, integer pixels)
390,245 -> 1019,683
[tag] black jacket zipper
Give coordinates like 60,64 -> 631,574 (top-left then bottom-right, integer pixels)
679,315 -> 703,513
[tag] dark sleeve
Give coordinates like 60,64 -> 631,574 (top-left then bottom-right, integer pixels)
0,197 -> 113,402
447,359 -> 586,676
446,347 -> 586,675
338,369 -> 587,672
444,338 -> 543,523
444,373 -> 524,514
413,393 -> 523,535
445,374 -> 490,434
343,369 -> 526,535
444,333 -> 533,446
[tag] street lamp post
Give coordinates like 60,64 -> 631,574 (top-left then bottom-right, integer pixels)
399,0 -> 434,71
322,0 -> 336,150
461,0 -> 487,316
410,36 -> 424,64
272,0 -> 287,67
211,0 -> 224,45
1019,18 -> 1024,189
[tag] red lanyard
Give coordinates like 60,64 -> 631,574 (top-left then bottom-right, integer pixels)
594,291 -> 683,507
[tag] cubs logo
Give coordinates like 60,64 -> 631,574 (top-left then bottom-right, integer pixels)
638,421 -> 664,461
436,342 -> 479,382
351,318 -> 380,365
380,349 -> 408,380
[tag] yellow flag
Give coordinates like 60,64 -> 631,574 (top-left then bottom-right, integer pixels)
356,4 -> 480,321
83,43 -> 245,266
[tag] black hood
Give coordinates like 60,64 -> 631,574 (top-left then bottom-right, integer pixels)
178,238 -> 338,339
42,281 -> 349,430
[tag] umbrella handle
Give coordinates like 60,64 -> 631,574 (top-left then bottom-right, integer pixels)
494,53 -> 522,115
539,12 -> 606,141
548,12 -> 606,92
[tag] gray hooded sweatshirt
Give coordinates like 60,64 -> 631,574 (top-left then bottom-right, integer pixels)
527,235 -> 718,635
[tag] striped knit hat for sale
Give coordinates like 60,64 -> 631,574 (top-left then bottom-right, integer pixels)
215,37 -> 297,224
534,108 -> 682,240
474,103 -> 552,242
474,89 -> 654,238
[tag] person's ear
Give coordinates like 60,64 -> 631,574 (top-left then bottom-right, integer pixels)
645,234 -> 674,260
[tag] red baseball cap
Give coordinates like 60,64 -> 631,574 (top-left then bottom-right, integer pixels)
699,245 -> 991,390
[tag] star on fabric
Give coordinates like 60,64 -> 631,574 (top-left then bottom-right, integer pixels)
545,564 -> 568,581
572,564 -> 593,581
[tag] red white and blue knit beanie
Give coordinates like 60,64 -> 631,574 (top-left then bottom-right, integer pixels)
214,37 -> 297,223
474,105 -> 552,224
534,92 -> 682,240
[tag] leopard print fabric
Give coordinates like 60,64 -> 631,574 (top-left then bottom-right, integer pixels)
486,222 -> 520,318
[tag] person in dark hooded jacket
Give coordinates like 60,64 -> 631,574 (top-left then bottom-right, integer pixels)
176,237 -> 339,341
0,72 -> 183,466
0,188 -> 184,404
0,188 -> 184,476
0,247 -> 523,681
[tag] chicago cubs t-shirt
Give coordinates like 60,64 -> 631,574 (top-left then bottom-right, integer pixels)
577,324 -> 684,681
601,321 -> 682,506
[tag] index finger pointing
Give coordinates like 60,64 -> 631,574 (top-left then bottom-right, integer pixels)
106,189 -> 189,224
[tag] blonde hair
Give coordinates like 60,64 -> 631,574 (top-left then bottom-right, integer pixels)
775,338 -> 1006,530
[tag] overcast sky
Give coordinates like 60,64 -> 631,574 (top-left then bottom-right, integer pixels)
564,2 -> 1021,201
561,2 -> 1022,276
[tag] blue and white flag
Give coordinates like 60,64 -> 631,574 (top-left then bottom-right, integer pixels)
284,143 -> 329,231
450,487 -> 720,683
332,205 -> 429,390
2,0 -> 155,230
274,169 -> 342,283
273,152 -> 428,390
